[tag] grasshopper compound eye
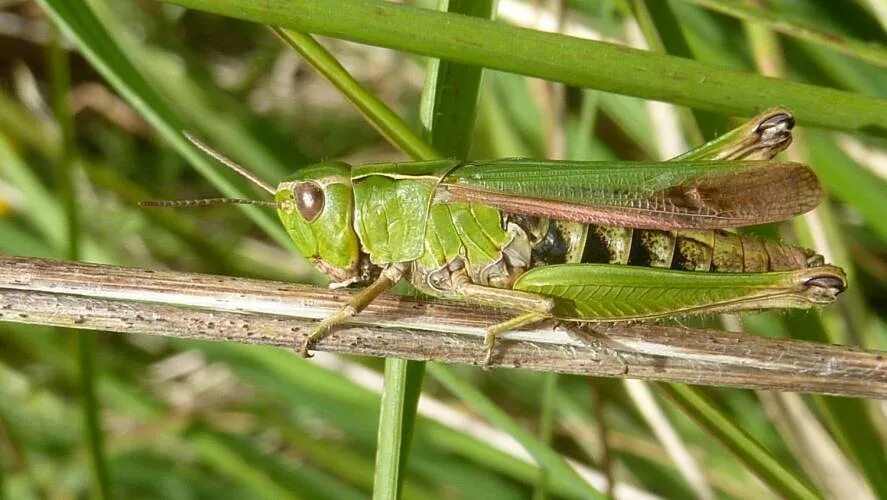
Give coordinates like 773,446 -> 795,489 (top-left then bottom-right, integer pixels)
295,181 -> 325,222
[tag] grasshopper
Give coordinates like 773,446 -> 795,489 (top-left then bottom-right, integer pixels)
143,108 -> 846,365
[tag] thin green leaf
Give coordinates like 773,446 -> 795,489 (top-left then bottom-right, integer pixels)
428,365 -> 606,500
814,396 -> 887,499
531,373 -> 558,500
656,384 -> 820,500
805,131 -> 887,242
159,0 -> 887,136
274,20 -> 438,500
189,430 -> 302,500
74,335 -> 109,500
676,0 -> 887,68
48,27 -> 111,500
419,0 -> 495,159
378,0 -> 495,495
374,359 -> 421,500
36,0 -> 291,249
274,28 -> 441,161
0,135 -> 113,262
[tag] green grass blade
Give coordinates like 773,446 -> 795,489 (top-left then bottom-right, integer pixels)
388,357 -> 424,499
274,28 -> 440,161
275,15 -> 439,500
48,28 -> 111,500
428,365 -> 605,499
419,0 -> 496,159
676,0 -> 887,68
35,0 -> 290,249
74,335 -> 109,499
744,20 -> 887,496
656,384 -> 820,500
0,136 -> 111,262
47,32 -> 78,260
376,1 -> 495,495
159,0 -> 887,136
805,131 -> 887,242
629,0 -> 705,146
374,359 -> 423,500
814,396 -> 887,498
86,0 -> 296,183
531,372 -> 558,500
189,430 -> 301,500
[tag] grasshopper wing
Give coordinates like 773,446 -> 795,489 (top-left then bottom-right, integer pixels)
442,159 -> 821,230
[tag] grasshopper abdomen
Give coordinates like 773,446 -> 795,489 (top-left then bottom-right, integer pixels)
519,217 -> 823,274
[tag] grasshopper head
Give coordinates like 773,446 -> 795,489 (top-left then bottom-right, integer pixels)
276,162 -> 362,287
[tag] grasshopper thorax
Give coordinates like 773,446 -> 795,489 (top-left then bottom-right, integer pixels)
275,162 -> 367,288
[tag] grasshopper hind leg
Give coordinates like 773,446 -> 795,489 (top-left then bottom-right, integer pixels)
425,275 -> 555,366
482,311 -> 550,366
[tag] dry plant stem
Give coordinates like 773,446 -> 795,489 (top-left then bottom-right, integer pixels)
0,256 -> 884,398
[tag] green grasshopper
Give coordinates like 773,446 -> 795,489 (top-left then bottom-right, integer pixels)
143,108 -> 846,365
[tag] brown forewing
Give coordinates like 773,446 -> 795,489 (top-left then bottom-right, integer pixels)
444,162 -> 821,230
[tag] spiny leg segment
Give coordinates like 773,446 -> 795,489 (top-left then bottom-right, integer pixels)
447,280 -> 554,365
482,312 -> 550,365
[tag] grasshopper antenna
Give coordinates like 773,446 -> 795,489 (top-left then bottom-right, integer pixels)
183,131 -> 276,195
139,198 -> 278,208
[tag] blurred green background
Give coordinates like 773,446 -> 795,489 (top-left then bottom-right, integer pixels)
0,0 -> 885,498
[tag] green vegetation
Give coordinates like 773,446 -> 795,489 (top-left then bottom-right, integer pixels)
0,0 -> 884,498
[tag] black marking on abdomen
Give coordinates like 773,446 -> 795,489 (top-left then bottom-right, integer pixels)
627,230 -> 676,268
531,221 -> 568,265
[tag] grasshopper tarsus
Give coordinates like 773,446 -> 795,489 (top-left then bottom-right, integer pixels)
297,317 -> 336,358
297,332 -> 317,358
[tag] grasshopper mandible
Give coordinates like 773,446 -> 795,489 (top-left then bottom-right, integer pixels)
143,108 -> 846,365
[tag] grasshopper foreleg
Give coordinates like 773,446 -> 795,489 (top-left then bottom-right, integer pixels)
299,263 -> 406,357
